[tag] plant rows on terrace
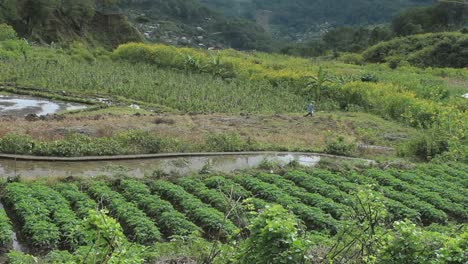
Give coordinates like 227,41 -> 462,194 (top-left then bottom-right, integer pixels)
203,176 -> 253,201
3,183 -> 60,249
253,173 -> 349,219
87,181 -> 161,244
391,170 -> 467,205
28,184 -> 82,249
117,179 -> 201,237
365,169 -> 468,221
232,174 -> 337,232
149,180 -> 238,240
176,177 -> 246,226
314,170 -> 421,222
53,183 -> 97,218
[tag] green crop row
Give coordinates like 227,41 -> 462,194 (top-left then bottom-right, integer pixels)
87,182 -> 161,245
283,171 -> 354,206
118,179 -> 201,238
203,176 -> 253,201
391,170 -> 467,205
177,178 -> 232,214
365,169 -> 467,221
150,180 -> 238,240
323,171 -> 421,222
418,165 -> 468,189
253,173 -> 349,220
309,170 -> 360,193
53,183 -> 97,218
232,175 -> 337,233
28,184 -> 82,249
0,207 -> 12,248
3,183 -> 60,249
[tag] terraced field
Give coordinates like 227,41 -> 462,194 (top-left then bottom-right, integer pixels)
0,164 -> 466,258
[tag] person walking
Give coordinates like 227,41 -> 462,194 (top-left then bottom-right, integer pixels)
304,102 -> 314,117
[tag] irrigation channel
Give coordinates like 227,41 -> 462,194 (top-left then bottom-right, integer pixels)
0,152 -> 374,179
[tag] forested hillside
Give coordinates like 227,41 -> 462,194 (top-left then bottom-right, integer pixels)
0,0 -> 142,47
118,0 -> 275,51
200,0 -> 435,40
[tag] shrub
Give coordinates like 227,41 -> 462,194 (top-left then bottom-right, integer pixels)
325,136 -> 356,156
0,24 -> 17,41
205,133 -> 250,152
399,132 -> 449,161
0,134 -> 34,154
339,53 -> 364,65
237,205 -> 310,264
5,251 -> 37,264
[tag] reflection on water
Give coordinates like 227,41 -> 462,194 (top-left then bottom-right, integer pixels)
0,94 -> 87,116
0,154 -> 321,179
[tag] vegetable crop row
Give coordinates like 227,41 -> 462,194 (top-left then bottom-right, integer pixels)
283,171 -> 354,206
253,173 -> 349,219
53,183 -> 97,218
118,179 -> 201,238
29,184 -> 81,249
365,169 -> 467,221
87,181 -> 161,245
203,176 -> 253,201
149,180 -> 238,240
3,183 -> 59,249
390,171 -> 467,205
233,175 -> 337,233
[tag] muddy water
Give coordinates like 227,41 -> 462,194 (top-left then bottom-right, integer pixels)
0,94 -> 87,116
0,203 -> 28,253
0,153 -> 322,179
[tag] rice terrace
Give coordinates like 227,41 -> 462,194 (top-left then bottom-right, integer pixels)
0,0 -> 467,263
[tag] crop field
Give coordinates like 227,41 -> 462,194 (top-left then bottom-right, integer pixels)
0,163 -> 466,262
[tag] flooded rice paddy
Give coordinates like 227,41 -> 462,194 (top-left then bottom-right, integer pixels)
0,94 -> 87,116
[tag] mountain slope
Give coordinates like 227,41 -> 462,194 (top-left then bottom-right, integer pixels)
118,0 -> 276,51
200,0 -> 436,41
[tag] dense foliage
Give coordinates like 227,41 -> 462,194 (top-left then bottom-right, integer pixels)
363,32 -> 468,68
0,164 -> 466,262
200,0 -> 433,41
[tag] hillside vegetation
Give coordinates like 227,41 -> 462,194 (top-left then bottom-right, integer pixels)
0,23 -> 466,161
200,0 -> 434,40
363,32 -> 468,68
0,0 -> 142,48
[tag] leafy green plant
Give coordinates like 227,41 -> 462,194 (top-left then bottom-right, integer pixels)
0,208 -> 13,249
324,136 -> 356,156
0,24 -> 17,41
237,204 -> 310,264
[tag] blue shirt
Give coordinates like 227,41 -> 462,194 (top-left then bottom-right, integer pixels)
307,104 -> 314,113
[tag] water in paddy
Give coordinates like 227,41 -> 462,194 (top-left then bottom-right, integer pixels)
0,94 -> 87,116
0,153 -> 322,179
0,202 -> 28,253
